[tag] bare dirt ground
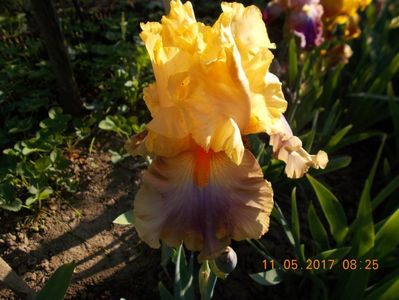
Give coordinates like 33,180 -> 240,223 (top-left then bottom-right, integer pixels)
0,137 -> 301,300
0,141 -> 161,299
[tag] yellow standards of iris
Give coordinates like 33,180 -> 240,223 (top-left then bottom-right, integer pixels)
321,0 -> 371,38
126,0 -> 328,261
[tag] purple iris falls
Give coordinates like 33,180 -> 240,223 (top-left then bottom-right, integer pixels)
263,0 -> 324,49
287,4 -> 324,48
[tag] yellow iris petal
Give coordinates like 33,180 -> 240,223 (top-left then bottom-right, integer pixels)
220,2 -> 276,51
243,72 -> 287,135
125,130 -> 194,158
138,0 -> 287,165
217,2 -> 287,136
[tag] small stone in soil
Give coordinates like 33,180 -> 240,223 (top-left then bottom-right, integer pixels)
68,218 -> 79,229
49,202 -> 58,211
62,213 -> 73,222
17,232 -> 29,245
26,272 -> 37,282
41,260 -> 51,272
106,198 -> 116,206
8,233 -> 16,241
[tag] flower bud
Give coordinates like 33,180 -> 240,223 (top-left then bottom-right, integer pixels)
215,246 -> 238,274
199,261 -> 211,297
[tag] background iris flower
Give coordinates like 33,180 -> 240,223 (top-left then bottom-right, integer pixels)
321,0 -> 371,39
264,0 -> 324,48
264,0 -> 371,49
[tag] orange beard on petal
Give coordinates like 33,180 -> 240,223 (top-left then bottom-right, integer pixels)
193,147 -> 213,188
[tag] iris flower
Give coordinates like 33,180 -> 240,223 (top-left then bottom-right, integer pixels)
320,0 -> 371,39
264,0 -> 324,48
126,0 -> 328,260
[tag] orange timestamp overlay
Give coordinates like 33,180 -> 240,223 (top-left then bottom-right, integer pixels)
263,259 -> 379,271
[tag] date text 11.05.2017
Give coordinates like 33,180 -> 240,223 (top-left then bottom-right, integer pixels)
263,259 -> 379,271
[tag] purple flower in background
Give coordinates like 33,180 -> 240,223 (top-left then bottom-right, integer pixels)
264,0 -> 324,49
287,4 -> 324,48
